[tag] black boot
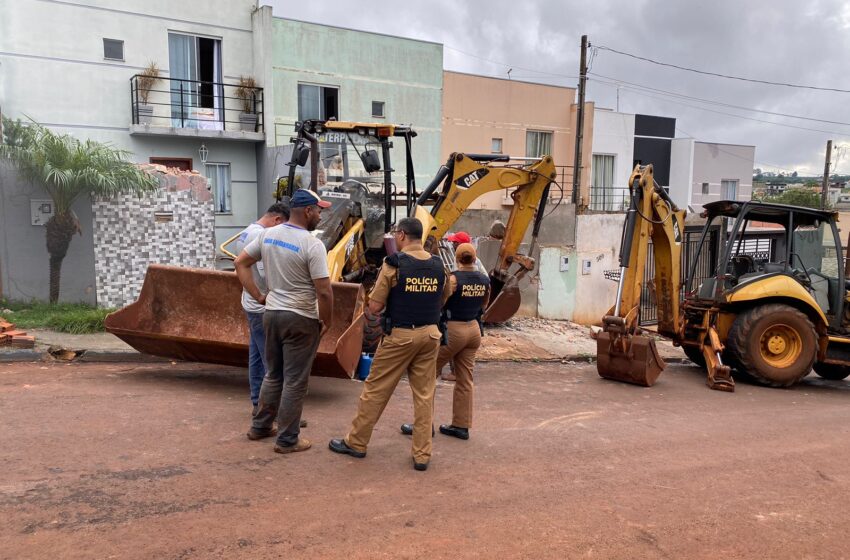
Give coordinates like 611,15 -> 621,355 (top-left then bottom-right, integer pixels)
439,424 -> 469,440
400,423 -> 435,436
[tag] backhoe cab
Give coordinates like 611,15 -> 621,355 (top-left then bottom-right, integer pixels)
598,164 -> 850,392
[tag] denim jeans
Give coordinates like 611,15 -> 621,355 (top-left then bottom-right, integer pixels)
253,310 -> 322,447
245,311 -> 266,406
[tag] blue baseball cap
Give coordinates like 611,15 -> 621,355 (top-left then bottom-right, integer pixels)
290,189 -> 332,208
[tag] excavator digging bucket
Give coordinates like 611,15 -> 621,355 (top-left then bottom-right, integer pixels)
596,331 -> 666,387
105,264 -> 365,378
481,283 -> 521,324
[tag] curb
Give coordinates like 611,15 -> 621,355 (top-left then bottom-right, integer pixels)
0,349 -> 166,364
1,351 -> 694,366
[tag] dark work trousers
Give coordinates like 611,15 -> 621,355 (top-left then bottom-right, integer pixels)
252,310 -> 322,447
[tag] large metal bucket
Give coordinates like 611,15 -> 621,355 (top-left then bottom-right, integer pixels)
596,332 -> 666,387
105,264 -> 365,378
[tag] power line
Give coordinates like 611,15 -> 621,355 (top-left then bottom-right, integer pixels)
442,45 -> 578,80
589,72 -> 850,127
595,45 -> 850,93
595,81 -> 850,136
594,45 -> 850,94
677,125 -> 820,175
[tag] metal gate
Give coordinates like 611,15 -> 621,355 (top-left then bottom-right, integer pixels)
639,227 -> 719,326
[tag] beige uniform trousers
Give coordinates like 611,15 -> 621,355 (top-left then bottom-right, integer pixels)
346,325 -> 441,463
436,320 -> 481,429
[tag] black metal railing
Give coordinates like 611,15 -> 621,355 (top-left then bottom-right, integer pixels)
130,75 -> 264,133
589,186 -> 630,212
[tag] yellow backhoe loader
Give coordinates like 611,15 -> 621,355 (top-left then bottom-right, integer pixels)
106,120 -> 558,378
598,164 -> 850,392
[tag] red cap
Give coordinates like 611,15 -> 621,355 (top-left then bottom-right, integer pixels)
446,231 -> 471,244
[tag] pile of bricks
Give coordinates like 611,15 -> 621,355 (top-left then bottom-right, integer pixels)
0,317 -> 35,348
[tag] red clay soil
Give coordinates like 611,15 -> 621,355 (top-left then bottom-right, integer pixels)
1,360 -> 849,559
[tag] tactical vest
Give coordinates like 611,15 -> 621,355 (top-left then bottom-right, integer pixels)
444,270 -> 490,321
387,252 -> 445,327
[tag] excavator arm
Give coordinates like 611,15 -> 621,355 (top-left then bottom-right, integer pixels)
413,153 -> 557,321
596,164 -> 733,390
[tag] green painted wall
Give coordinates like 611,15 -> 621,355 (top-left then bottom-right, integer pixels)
269,18 -> 443,185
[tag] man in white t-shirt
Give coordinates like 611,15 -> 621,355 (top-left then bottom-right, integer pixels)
235,202 -> 289,416
234,189 -> 333,455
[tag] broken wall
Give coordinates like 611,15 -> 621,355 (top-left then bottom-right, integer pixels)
93,165 -> 215,308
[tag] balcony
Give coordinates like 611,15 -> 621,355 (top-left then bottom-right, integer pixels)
129,75 -> 265,142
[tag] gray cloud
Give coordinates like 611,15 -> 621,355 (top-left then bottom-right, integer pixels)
263,0 -> 850,175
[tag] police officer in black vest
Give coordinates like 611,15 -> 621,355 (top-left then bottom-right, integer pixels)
329,217 -> 450,471
401,242 -> 490,441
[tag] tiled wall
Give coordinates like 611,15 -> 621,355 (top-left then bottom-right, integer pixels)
93,167 -> 215,308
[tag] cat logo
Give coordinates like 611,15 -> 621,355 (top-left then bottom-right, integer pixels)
673,215 -> 682,244
455,168 -> 489,189
344,231 -> 360,261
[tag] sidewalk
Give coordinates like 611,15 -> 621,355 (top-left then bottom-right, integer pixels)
0,328 -> 151,362
0,319 -> 688,364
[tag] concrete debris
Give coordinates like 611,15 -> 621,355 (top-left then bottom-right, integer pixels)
479,317 -> 684,363
0,317 -> 35,349
47,346 -> 86,361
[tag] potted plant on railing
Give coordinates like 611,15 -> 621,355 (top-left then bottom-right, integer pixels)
136,62 -> 160,125
235,76 -> 259,132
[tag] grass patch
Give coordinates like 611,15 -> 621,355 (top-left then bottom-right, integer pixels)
0,300 -> 114,334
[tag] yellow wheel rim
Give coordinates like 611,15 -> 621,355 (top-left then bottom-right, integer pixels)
758,324 -> 802,368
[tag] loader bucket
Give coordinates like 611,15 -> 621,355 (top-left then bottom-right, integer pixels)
105,264 -> 365,379
482,283 -> 521,324
596,331 -> 666,387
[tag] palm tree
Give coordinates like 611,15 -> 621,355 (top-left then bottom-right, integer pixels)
1,118 -> 158,302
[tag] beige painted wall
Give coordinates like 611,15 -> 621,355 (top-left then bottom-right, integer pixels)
441,71 -> 593,209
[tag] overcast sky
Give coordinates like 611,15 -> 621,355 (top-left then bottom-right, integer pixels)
263,0 -> 850,176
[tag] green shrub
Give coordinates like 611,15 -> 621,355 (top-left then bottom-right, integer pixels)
0,300 -> 114,334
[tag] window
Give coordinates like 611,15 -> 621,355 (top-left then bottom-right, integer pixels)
150,157 -> 192,171
298,84 -> 339,121
371,101 -> 385,118
491,138 -> 503,154
721,179 -> 738,200
168,33 -> 223,129
526,130 -> 552,158
701,182 -> 709,195
205,163 -> 231,213
590,154 -> 616,211
103,38 -> 124,61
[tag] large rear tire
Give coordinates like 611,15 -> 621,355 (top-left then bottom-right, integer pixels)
362,308 -> 383,354
682,345 -> 706,367
813,362 -> 850,381
726,304 -> 817,388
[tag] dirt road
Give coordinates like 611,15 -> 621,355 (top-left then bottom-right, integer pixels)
1,360 -> 849,559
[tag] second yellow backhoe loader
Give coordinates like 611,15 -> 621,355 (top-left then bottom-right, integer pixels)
106,120 -> 558,378
598,164 -> 850,392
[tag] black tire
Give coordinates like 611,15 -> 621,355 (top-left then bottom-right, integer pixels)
813,362 -> 850,381
726,303 -> 817,388
362,308 -> 383,353
682,345 -> 706,367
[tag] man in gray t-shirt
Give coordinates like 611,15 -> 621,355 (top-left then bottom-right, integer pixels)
235,202 -> 288,415
235,189 -> 333,455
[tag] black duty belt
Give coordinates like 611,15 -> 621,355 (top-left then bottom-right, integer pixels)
393,323 -> 437,329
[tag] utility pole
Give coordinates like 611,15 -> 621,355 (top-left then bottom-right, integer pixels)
821,139 -> 833,210
572,35 -> 588,206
